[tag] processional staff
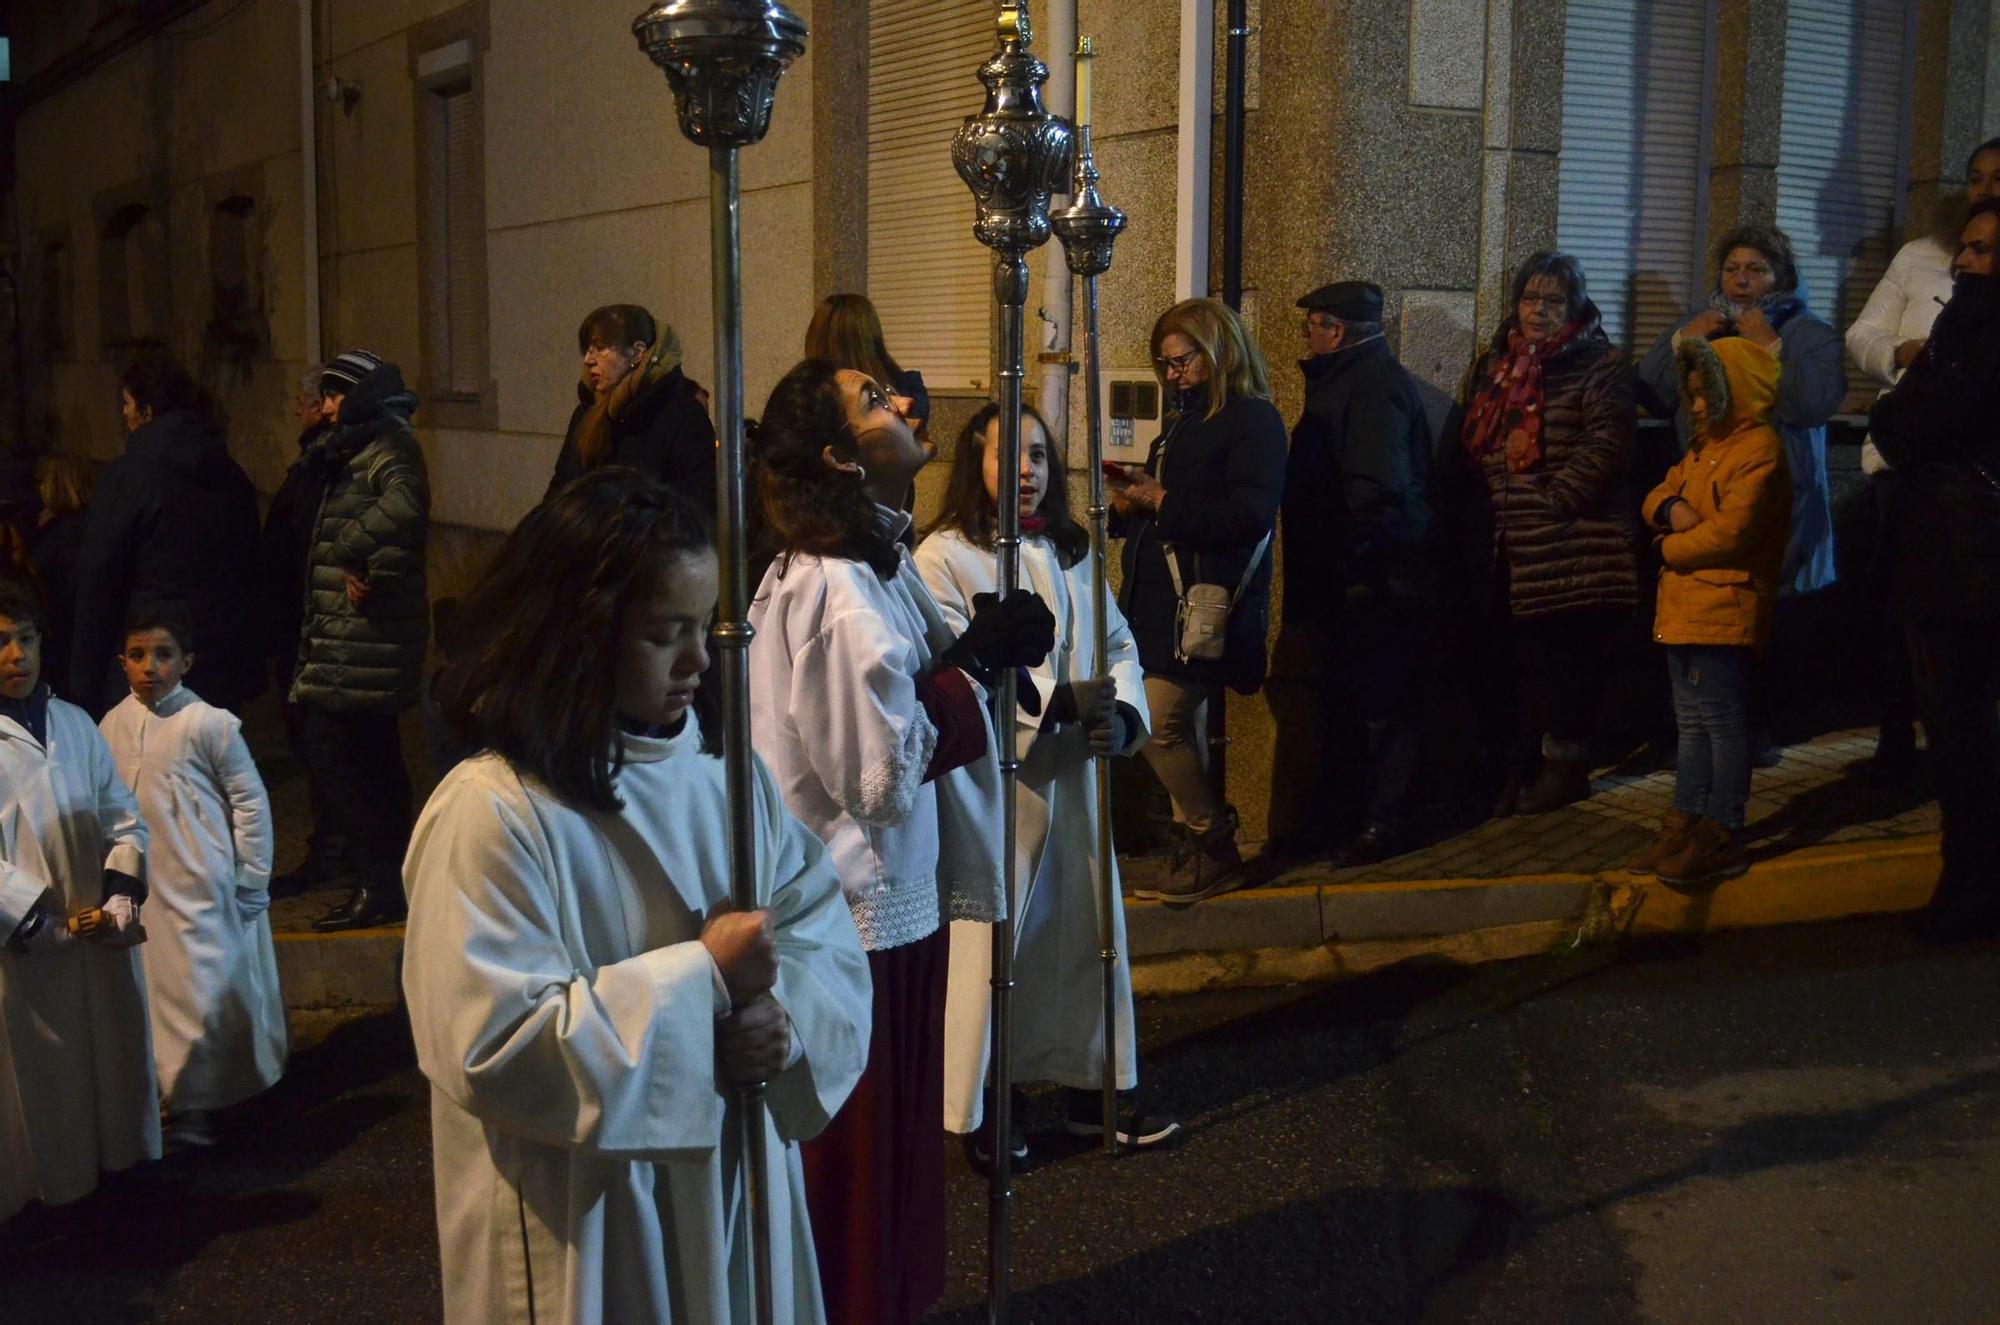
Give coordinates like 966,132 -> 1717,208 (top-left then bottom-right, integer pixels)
631,5 -> 807,1324
1050,35 -> 1129,1158
951,4 -> 1074,1321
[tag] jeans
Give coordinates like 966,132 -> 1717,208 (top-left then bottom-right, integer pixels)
1666,645 -> 1753,830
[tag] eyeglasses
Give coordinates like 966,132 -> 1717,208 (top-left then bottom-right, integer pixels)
1152,349 -> 1202,375
1517,294 -> 1570,314
1303,313 -> 1340,333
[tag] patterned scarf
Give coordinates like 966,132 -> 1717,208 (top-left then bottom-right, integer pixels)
1459,322 -> 1582,474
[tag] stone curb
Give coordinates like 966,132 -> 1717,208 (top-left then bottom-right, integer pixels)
271,835 -> 1941,1009
1128,834 -> 1941,997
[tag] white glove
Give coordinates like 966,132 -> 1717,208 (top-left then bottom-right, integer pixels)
102,894 -> 138,933
71,895 -> 146,947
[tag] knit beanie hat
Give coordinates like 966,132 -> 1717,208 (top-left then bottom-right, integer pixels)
321,350 -> 384,396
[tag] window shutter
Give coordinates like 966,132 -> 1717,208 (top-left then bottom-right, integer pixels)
866,1 -> 994,393
1776,0 -> 1912,330
1557,0 -> 1714,355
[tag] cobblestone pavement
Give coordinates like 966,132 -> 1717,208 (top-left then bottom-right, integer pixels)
1268,728 -> 1938,888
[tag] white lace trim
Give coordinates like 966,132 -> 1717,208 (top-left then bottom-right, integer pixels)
851,708 -> 937,828
848,876 -> 943,952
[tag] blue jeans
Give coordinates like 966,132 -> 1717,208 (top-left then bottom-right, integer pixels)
1667,645 -> 1753,830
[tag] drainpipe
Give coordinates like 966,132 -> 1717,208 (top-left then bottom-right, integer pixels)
299,0 -> 322,367
1035,0 -> 1076,437
1175,0 -> 1213,299
1219,0 -> 1246,310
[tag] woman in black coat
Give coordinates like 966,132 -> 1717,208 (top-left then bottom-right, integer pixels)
28,455 -> 94,696
545,304 -> 716,510
1868,198 -> 2000,940
1108,297 -> 1288,904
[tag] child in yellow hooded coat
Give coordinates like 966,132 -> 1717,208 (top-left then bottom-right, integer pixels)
1632,336 -> 1793,885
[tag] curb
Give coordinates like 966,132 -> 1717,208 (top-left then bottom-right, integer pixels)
270,835 -> 1941,1008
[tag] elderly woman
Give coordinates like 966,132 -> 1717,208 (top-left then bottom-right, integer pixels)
1638,225 -> 1846,598
1443,252 -> 1640,817
1108,297 -> 1287,904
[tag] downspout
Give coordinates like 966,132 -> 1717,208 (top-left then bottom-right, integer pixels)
299,0 -> 322,367
1220,0 -> 1246,309
1035,0 -> 1076,435
1175,0 -> 1213,299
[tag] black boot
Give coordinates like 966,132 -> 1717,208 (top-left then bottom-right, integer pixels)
311,886 -> 407,933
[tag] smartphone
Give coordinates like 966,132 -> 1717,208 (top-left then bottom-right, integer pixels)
1100,460 -> 1132,480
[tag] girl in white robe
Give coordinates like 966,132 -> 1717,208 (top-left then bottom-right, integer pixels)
0,589 -> 156,1222
101,609 -> 284,1136
916,403 -> 1179,1152
402,470 -> 871,1325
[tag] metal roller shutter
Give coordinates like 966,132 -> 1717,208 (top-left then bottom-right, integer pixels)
1776,0 -> 1914,330
867,0 -> 995,393
1556,0 -> 1716,355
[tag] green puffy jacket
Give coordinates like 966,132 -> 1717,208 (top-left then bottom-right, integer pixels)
290,364 -> 431,713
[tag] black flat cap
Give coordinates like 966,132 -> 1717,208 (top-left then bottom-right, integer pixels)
1297,280 -> 1384,321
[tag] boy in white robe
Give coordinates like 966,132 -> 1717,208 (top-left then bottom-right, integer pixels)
0,587 -> 156,1222
101,606 -> 285,1146
403,470 -> 871,1325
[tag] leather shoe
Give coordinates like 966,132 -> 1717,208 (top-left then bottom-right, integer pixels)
312,887 -> 407,933
1331,825 -> 1408,868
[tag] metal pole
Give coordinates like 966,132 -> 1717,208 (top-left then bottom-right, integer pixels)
633,8 -> 806,1324
953,7 -> 1071,1320
1052,36 -> 1127,1157
1220,0 -> 1247,310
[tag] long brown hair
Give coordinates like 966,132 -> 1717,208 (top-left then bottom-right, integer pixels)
37,455 -> 95,519
804,293 -> 905,385
748,358 -> 901,583
926,401 -> 1089,569
436,469 -> 719,811
1149,297 -> 1272,420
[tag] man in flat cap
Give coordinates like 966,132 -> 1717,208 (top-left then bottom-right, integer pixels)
1271,281 -> 1436,866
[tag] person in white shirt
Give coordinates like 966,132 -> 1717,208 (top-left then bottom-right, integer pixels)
916,402 -> 1181,1156
746,357 -> 1052,1325
0,584 -> 155,1223
403,471 -> 872,1325
1844,136 -> 2000,774
101,605 -> 284,1150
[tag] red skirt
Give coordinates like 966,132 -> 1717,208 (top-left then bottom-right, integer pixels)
801,926 -> 950,1325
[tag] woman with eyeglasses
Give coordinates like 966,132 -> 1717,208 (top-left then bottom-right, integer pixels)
1106,297 -> 1287,904
1441,251 -> 1641,818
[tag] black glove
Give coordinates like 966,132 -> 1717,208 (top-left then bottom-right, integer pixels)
939,590 -> 1056,686
103,868 -> 147,906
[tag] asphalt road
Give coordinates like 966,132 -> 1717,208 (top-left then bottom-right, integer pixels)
4,916 -> 1996,1324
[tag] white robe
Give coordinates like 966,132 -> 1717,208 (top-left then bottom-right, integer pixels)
913,529 -> 1151,1132
401,714 -> 872,1325
0,695 -> 156,1220
101,686 -> 285,1112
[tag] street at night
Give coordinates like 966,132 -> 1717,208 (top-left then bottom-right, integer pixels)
7,916 -> 1996,1323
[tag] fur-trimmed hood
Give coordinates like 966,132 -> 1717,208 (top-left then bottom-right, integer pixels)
1676,335 -> 1779,448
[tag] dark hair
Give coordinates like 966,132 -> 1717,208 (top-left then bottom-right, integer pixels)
1966,197 -> 2000,227
1492,251 -> 1605,352
123,602 -> 196,654
120,354 -> 212,422
0,581 -> 46,633
748,358 -> 901,583
927,401 -> 1090,568
1967,136 -> 2000,176
436,469 -> 718,811
577,304 -> 658,355
804,293 -> 905,386
1712,224 -> 1800,296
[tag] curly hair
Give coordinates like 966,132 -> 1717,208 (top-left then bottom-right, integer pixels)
1491,251 -> 1607,353
926,401 -> 1090,569
748,358 -> 900,584
1712,225 -> 1800,296
1149,298 -> 1273,420
436,469 -> 719,811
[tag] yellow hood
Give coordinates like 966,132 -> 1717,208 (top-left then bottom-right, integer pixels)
1676,335 -> 1780,446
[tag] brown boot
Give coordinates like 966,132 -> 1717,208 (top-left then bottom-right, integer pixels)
1143,811 -> 1246,906
1626,807 -> 1698,877
1657,818 -> 1748,886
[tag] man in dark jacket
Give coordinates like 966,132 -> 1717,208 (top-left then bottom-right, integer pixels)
1276,281 -> 1436,865
544,303 -> 716,509
294,351 -> 430,932
70,358 -> 262,716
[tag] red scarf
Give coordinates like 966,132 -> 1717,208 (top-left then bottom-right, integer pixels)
1459,323 -> 1582,474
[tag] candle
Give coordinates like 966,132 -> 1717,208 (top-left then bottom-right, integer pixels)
1075,36 -> 1095,130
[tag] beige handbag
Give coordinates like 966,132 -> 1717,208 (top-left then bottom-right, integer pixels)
1163,533 -> 1271,663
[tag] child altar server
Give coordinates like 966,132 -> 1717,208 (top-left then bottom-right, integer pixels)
402,470 -> 871,1325
917,403 -> 1179,1155
0,584 -> 155,1221
101,605 -> 284,1147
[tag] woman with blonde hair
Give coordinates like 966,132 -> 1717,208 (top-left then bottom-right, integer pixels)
1107,297 -> 1287,903
805,293 -> 930,437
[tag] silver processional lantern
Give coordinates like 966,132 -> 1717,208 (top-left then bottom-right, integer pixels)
952,5 -> 1073,1322
1050,36 -> 1127,1161
632,5 -> 806,1325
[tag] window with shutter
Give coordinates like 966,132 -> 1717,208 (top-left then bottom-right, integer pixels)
1556,0 -> 1715,355
1776,0 -> 1914,330
442,87 -> 483,396
866,1 -> 995,393
410,10 -> 495,430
